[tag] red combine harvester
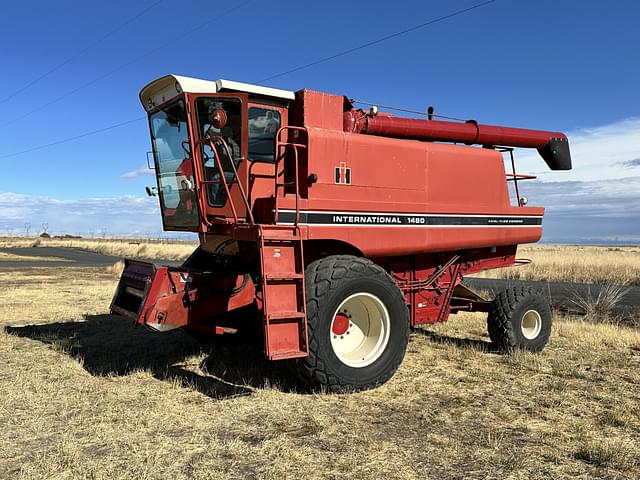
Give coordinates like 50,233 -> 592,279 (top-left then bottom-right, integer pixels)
111,75 -> 571,391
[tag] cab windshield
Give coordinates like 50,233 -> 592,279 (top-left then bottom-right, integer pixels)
149,100 -> 199,228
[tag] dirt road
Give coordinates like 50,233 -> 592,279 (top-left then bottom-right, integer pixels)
0,246 -> 122,269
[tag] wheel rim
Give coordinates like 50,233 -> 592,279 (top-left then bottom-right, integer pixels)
521,309 -> 542,339
330,292 -> 391,368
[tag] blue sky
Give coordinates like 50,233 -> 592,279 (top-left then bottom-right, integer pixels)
1,0 -> 639,242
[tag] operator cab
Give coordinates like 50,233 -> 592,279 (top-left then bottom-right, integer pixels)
140,75 -> 294,231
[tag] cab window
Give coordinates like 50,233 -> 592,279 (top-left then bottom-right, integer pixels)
248,107 -> 281,163
195,97 -> 242,207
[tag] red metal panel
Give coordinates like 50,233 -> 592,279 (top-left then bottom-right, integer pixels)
111,260 -> 256,331
262,243 -> 297,273
263,282 -> 299,313
274,127 -> 543,257
296,90 -> 345,130
304,225 -> 541,257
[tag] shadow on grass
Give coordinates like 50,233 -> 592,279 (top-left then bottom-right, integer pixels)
412,327 -> 500,353
4,314 -> 307,399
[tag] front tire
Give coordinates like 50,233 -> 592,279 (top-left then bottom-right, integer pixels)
299,255 -> 410,392
487,287 -> 552,352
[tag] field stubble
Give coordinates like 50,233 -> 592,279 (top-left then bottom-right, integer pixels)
472,244 -> 640,286
0,266 -> 639,479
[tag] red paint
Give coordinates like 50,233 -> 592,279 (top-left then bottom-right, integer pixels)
332,313 -> 350,335
111,259 -> 256,330
348,111 -> 566,148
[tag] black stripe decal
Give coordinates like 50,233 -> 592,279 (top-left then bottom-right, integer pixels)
277,211 -> 542,226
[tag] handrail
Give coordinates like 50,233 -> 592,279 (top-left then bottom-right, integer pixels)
498,147 -> 537,207
202,137 -> 237,222
274,126 -> 308,226
204,135 -> 255,224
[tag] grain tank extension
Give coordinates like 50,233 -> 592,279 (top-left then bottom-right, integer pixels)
111,75 -> 571,391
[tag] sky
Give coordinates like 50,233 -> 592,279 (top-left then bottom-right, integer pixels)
0,0 -> 639,243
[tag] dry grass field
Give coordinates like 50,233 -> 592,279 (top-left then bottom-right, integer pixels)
2,238 -> 638,285
1,264 -> 639,479
472,244 -> 640,286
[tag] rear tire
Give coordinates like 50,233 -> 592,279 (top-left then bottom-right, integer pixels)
487,287 -> 552,352
299,255 -> 410,392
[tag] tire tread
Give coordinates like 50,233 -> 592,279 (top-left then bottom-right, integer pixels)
300,255 -> 409,392
488,286 -> 551,353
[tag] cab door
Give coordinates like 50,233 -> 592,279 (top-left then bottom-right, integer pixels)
189,93 -> 250,223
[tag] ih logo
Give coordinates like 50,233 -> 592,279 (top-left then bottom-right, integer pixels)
335,162 -> 351,185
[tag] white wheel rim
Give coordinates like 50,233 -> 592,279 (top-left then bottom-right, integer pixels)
521,309 -> 542,340
330,292 -> 391,368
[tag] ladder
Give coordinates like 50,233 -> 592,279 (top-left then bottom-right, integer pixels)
259,224 -> 308,360
274,126 -> 307,225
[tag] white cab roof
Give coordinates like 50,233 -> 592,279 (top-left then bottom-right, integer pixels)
139,74 -> 295,110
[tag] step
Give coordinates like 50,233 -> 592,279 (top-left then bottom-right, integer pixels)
269,350 -> 308,361
266,311 -> 306,321
264,272 -> 304,281
261,226 -> 300,241
262,234 -> 299,242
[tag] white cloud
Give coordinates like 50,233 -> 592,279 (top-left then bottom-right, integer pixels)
121,165 -> 155,179
0,192 -> 168,237
515,117 -> 640,182
504,117 -> 640,243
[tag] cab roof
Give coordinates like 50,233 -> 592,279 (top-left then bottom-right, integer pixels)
139,74 -> 295,111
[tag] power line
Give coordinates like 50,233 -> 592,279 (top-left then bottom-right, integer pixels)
2,0 -> 255,128
259,0 -> 498,83
0,0 -> 164,105
0,117 -> 145,159
0,1 -> 494,158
